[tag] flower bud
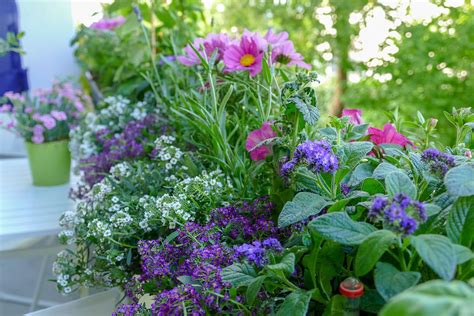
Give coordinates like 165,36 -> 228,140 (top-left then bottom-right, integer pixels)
465,150 -> 472,159
429,118 -> 438,128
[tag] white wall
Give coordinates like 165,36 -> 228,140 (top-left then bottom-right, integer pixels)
17,0 -> 80,89
1,0 -> 83,156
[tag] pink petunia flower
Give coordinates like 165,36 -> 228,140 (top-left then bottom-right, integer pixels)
223,34 -> 266,77
0,104 -> 12,113
245,121 -> 277,161
89,16 -> 126,31
177,37 -> 206,66
368,123 -> 413,147
342,109 -> 363,125
25,107 -> 33,114
264,28 -> 289,47
33,124 -> 44,135
51,110 -> 67,121
3,91 -> 25,102
39,115 -> 56,130
271,41 -> 311,69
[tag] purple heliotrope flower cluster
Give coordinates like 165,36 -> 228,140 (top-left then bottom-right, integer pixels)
368,194 -> 427,235
281,140 -> 339,177
234,238 -> 283,266
115,196 -> 283,315
178,29 -> 310,77
79,114 -> 160,186
421,148 -> 456,177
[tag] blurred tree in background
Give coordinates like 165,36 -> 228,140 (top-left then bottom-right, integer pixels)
208,0 -> 473,144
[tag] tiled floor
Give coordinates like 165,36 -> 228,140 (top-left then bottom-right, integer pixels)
0,238 -> 80,315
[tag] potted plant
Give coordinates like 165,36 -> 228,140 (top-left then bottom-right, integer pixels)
0,82 -> 90,186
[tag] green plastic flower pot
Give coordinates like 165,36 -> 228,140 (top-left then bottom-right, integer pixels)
25,139 -> 71,186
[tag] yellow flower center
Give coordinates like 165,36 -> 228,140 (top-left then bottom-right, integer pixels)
240,54 -> 255,67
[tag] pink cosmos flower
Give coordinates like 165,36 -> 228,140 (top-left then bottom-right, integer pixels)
245,122 -> 277,161
368,123 -> 413,147
203,33 -> 231,61
264,28 -> 289,47
177,38 -> 206,66
342,109 -> 363,125
89,16 -> 125,31
271,41 -> 311,69
39,115 -> 56,130
51,110 -> 67,121
224,34 -> 266,77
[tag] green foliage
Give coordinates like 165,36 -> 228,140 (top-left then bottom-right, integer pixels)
278,192 -> 330,227
374,262 -> 421,302
0,32 -> 25,56
380,280 -> 474,316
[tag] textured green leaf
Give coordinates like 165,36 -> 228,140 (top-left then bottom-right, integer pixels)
380,281 -> 474,316
337,141 -> 373,168
221,262 -> 257,287
267,253 -> 295,275
375,262 -> 421,301
453,244 -> 474,264
246,276 -> 266,306
276,290 -> 314,316
385,171 -> 417,199
309,212 -> 376,245
355,230 -> 398,276
409,235 -> 457,280
444,165 -> 474,197
348,162 -> 375,186
278,192 -> 330,227
373,162 -> 400,180
446,197 -> 474,247
361,178 -> 385,195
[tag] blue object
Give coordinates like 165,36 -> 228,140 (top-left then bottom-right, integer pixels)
0,0 -> 28,95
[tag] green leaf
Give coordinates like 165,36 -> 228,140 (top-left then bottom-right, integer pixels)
360,289 -> 386,314
278,192 -> 330,228
348,162 -> 375,186
424,203 -> 442,217
447,197 -> 474,247
375,262 -> 421,301
327,191 -> 369,213
221,262 -> 257,287
453,244 -> 474,265
267,253 -> 295,275
385,171 -> 417,199
444,165 -> 474,197
276,290 -> 314,316
309,212 -> 376,245
409,234 -> 457,280
322,295 -> 345,316
373,162 -> 400,180
337,141 -> 373,169
361,178 -> 385,195
246,276 -> 266,306
380,280 -> 474,316
355,230 -> 398,276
